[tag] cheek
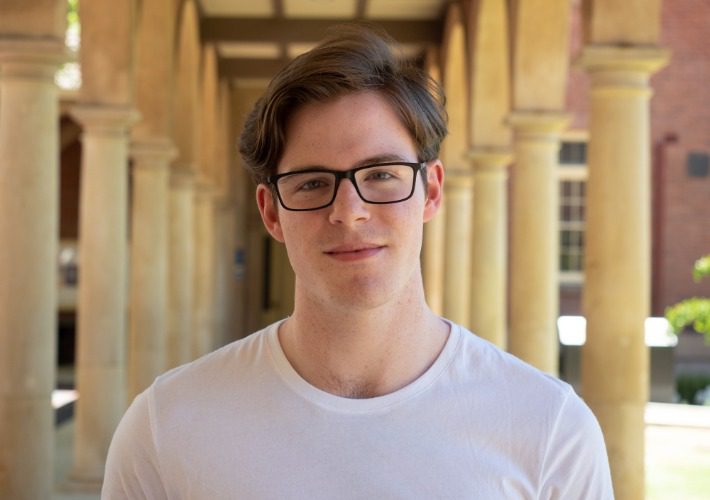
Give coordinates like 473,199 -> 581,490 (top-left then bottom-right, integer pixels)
279,220 -> 318,268
390,206 -> 425,249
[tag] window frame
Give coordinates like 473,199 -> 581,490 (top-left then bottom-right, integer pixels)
558,132 -> 588,286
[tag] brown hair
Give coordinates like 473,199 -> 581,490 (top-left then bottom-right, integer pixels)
239,24 -> 448,185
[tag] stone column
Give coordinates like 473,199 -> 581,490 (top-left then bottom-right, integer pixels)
423,201 -> 446,315
167,167 -> 195,368
193,178 -> 216,357
69,104 -> 139,489
580,46 -> 668,500
127,138 -> 176,400
232,184 -> 249,340
213,196 -> 237,347
507,112 -> 568,374
0,37 -> 64,500
469,148 -> 512,348
245,212 -> 268,334
443,171 -> 474,328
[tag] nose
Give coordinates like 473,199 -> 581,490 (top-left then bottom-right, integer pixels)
327,178 -> 370,225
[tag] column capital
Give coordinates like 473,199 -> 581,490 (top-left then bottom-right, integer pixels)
70,104 -> 140,136
170,164 -> 195,189
130,137 -> 178,170
215,193 -> 237,211
507,111 -> 570,142
468,147 -> 513,176
194,176 -> 216,200
580,44 -> 669,75
445,169 -> 475,189
0,37 -> 67,80
579,45 -> 670,96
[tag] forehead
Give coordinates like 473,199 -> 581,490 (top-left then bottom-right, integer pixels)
278,91 -> 417,173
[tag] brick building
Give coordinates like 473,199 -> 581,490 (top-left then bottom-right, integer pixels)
560,0 -> 710,317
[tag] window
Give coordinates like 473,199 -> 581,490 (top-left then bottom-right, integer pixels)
558,137 -> 588,284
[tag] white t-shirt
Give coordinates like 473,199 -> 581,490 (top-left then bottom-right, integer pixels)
102,320 -> 614,499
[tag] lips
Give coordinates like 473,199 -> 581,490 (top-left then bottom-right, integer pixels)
324,243 -> 385,261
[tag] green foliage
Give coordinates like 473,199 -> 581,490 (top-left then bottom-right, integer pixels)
67,0 -> 79,27
693,255 -> 710,282
665,255 -> 710,342
666,298 -> 710,337
676,373 -> 710,405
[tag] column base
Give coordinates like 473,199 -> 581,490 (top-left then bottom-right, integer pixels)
59,476 -> 103,495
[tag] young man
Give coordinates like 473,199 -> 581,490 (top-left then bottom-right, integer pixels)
102,27 -> 613,499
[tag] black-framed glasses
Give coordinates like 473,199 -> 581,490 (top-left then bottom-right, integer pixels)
268,161 -> 426,211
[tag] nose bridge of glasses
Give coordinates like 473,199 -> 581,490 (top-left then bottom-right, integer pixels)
328,172 -> 371,215
333,169 -> 364,200
328,184 -> 369,225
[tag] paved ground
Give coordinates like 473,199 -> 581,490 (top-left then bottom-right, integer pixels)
52,402 -> 710,499
645,403 -> 710,500
53,421 -> 99,500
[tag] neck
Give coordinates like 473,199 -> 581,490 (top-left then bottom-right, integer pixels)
278,275 -> 449,398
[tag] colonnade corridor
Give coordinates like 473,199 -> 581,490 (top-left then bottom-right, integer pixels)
5,1 -> 708,499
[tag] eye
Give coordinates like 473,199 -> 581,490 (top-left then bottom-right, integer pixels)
298,178 -> 328,191
289,174 -> 333,193
370,171 -> 392,180
364,168 -> 399,182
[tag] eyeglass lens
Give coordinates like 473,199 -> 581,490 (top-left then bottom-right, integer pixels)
276,164 -> 416,210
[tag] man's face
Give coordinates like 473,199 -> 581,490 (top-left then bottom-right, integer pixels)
256,91 -> 443,312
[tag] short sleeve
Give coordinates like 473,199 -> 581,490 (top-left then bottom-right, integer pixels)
539,389 -> 615,499
101,389 -> 169,500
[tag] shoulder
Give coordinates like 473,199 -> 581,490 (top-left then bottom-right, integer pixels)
102,382 -> 166,498
125,322 -> 280,442
102,323 -> 283,497
444,323 -> 598,451
447,323 -> 613,498
452,323 -> 573,406
151,323 -> 275,401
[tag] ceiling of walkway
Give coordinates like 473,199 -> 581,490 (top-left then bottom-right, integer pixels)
197,0 -> 448,81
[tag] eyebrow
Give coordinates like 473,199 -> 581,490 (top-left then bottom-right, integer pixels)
282,153 -> 415,174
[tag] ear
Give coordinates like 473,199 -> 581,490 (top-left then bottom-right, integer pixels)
256,184 -> 285,243
423,160 -> 444,223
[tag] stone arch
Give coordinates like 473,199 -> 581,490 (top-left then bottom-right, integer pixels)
199,43 -> 219,182
215,79 -> 233,201
509,0 -> 571,110
0,0 -> 66,37
134,0 -> 177,139
173,0 -> 201,170
583,0 -> 662,45
467,0 -> 510,147
78,0 -> 135,105
439,2 -> 469,171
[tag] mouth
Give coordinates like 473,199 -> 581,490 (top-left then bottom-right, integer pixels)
324,244 -> 385,261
